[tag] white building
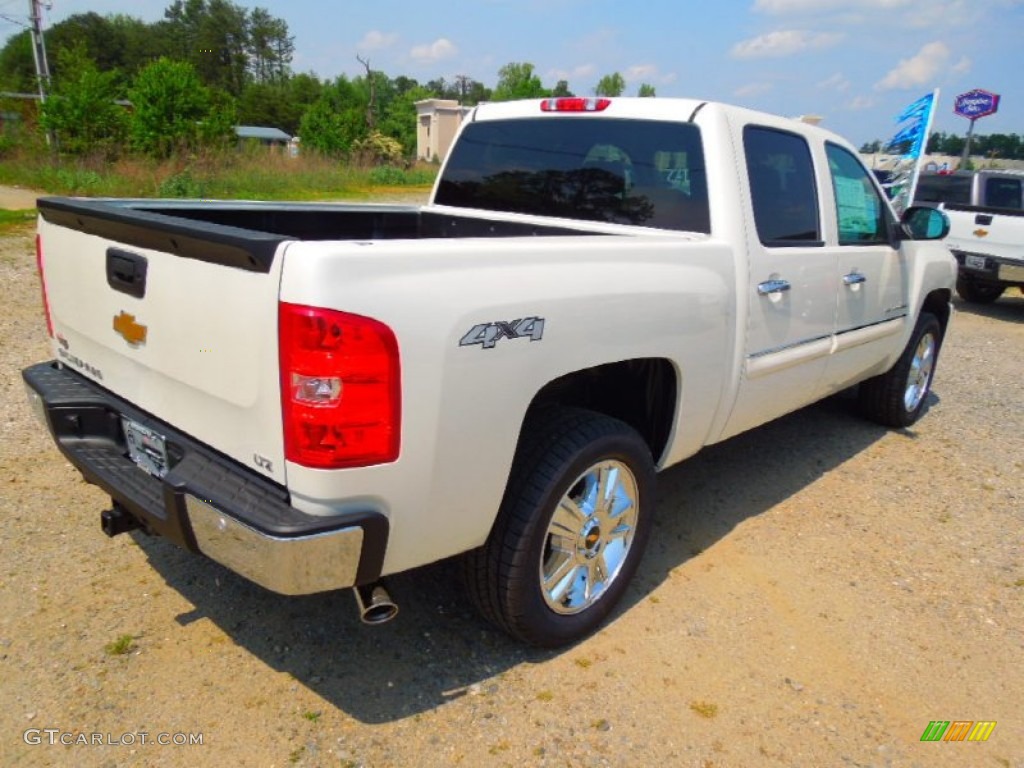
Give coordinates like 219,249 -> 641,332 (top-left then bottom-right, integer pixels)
415,99 -> 472,162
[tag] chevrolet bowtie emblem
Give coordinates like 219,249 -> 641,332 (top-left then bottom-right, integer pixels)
113,311 -> 147,346
973,228 -> 989,238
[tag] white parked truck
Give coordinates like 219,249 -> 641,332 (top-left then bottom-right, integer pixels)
914,169 -> 1024,303
23,97 -> 955,646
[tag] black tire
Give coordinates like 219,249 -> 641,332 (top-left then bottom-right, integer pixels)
859,312 -> 943,428
465,408 -> 655,647
956,277 -> 1004,304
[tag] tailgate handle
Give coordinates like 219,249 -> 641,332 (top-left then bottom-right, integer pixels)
106,249 -> 148,299
974,214 -> 993,226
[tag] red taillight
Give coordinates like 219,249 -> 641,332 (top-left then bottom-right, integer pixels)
540,97 -> 612,113
36,234 -> 53,338
279,303 -> 401,469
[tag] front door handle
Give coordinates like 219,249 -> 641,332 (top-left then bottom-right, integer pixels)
757,279 -> 791,296
843,272 -> 867,286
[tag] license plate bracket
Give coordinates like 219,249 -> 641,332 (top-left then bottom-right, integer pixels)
122,417 -> 169,479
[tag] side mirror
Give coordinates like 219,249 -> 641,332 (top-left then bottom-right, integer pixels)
901,205 -> 950,241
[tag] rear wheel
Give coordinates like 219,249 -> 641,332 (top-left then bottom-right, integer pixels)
859,312 -> 943,428
956,277 -> 1004,304
465,408 -> 654,647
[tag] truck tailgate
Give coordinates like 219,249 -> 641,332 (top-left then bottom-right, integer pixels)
946,204 -> 1024,265
37,199 -> 289,484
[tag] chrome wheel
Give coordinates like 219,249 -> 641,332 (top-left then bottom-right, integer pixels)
903,331 -> 936,413
540,459 -> 639,615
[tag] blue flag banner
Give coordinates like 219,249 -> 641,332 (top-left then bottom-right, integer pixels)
885,90 -> 939,213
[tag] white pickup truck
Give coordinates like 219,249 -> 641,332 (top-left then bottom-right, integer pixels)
23,97 -> 955,646
915,169 -> 1024,303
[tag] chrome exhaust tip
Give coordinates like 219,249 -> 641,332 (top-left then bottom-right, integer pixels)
353,581 -> 398,625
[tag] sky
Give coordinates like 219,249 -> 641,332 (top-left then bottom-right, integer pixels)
7,0 -> 1023,147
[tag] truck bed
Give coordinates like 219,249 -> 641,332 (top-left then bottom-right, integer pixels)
37,198 -> 598,274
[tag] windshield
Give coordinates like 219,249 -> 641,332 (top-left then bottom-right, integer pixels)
436,117 -> 710,233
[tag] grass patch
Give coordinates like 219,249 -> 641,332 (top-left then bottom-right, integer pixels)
0,147 -> 436,202
301,710 -> 321,722
104,634 -> 136,656
0,209 -> 35,234
690,700 -> 719,718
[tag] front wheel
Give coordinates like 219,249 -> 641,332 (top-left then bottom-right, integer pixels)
465,408 -> 655,647
859,312 -> 943,428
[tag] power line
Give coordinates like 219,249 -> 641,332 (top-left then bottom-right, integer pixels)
0,11 -> 29,27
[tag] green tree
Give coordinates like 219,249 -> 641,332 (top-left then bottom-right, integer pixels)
594,72 -> 625,97
380,84 -> 434,156
492,62 -> 548,101
128,57 -> 215,156
239,77 -> 317,134
0,14 -> 159,92
297,75 -> 367,156
638,83 -> 656,98
38,44 -> 128,155
247,7 -> 293,83
552,80 -> 573,97
859,139 -> 882,153
0,31 -> 34,92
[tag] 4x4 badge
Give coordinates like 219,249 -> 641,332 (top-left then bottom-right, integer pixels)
113,311 -> 148,346
460,317 -> 545,350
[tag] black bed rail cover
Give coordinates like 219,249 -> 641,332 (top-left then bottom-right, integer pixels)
37,196 -> 288,274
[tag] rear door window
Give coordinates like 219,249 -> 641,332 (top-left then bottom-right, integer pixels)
436,117 -> 710,233
743,126 -> 821,246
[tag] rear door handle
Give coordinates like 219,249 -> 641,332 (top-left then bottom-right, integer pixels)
757,279 -> 791,296
843,272 -> 867,286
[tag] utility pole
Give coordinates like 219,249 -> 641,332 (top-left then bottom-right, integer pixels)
28,0 -> 51,101
28,0 -> 53,145
454,74 -> 470,104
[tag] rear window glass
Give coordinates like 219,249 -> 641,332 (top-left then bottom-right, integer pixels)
436,117 -> 710,233
914,174 -> 971,205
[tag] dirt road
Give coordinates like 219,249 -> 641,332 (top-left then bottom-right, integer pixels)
0,224 -> 1021,767
0,186 -> 42,210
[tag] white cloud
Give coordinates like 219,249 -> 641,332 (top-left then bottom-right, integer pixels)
754,0 -> 910,12
951,55 -> 971,74
357,30 -> 398,51
547,64 -> 596,82
731,30 -> 843,58
846,95 -> 876,110
818,72 -> 851,91
874,41 -> 949,90
409,38 -> 458,64
626,64 -> 658,80
735,82 -> 774,98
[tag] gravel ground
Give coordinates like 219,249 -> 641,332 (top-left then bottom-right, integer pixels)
0,220 -> 1022,768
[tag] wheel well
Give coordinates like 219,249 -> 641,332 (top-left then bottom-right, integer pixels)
921,288 -> 952,336
528,359 -> 677,464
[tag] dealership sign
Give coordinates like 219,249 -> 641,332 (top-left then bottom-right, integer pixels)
954,89 -> 1000,120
